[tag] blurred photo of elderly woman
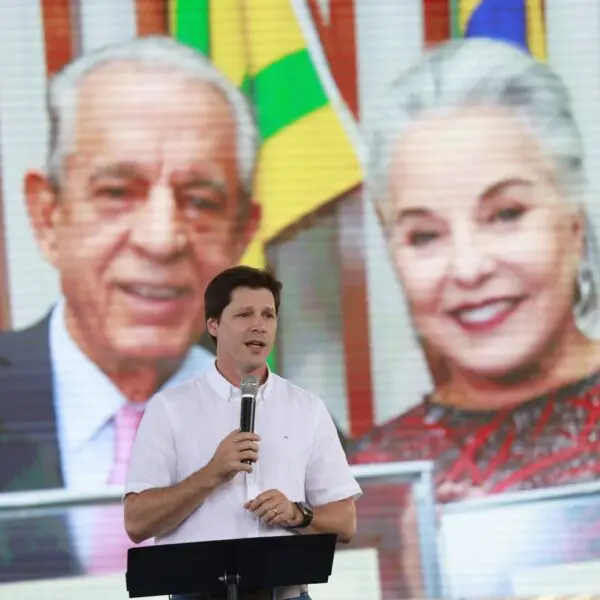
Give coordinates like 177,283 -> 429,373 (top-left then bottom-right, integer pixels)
348,36 -> 600,597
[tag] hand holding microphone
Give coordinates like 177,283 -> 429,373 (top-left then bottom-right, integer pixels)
206,375 -> 261,484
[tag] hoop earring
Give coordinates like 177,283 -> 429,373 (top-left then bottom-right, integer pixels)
575,259 -> 595,318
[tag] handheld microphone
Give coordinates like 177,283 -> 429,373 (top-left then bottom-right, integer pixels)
240,375 -> 259,464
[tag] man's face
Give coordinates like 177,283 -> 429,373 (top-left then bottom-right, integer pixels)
26,63 -> 259,365
207,287 -> 277,375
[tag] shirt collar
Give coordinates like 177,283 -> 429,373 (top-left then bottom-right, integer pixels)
50,300 -> 215,451
206,361 -> 273,403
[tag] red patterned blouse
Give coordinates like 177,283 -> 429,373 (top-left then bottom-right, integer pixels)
347,371 -> 600,598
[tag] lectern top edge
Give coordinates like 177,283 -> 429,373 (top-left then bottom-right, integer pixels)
126,533 -> 337,599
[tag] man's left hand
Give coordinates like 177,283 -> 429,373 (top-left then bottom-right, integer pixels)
244,489 -> 300,527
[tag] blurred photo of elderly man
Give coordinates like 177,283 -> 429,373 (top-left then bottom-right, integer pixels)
0,35 -> 260,580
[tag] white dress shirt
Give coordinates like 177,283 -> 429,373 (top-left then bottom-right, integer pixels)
125,362 -> 362,544
49,300 -> 215,489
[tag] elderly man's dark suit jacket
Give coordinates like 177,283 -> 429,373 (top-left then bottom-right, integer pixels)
0,315 -> 79,582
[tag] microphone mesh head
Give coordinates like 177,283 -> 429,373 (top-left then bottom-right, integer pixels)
241,375 -> 260,396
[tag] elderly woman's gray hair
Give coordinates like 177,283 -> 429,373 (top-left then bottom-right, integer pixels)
367,37 -> 600,332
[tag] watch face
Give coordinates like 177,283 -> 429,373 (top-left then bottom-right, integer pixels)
296,502 -> 314,527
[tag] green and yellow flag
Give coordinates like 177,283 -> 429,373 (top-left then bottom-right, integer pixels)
169,0 -> 362,262
169,0 -> 363,369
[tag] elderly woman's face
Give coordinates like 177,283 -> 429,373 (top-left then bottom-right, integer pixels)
384,107 -> 584,378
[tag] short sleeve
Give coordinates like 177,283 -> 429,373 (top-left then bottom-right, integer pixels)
124,393 -> 176,496
305,398 -> 363,507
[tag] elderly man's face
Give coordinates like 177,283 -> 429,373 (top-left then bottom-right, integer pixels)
26,63 -> 258,365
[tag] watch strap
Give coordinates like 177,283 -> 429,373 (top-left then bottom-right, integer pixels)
293,501 -> 314,528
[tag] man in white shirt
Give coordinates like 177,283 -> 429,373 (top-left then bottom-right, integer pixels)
124,266 -> 362,600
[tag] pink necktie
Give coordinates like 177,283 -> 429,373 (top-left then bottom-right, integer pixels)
89,404 -> 148,574
109,404 -> 144,485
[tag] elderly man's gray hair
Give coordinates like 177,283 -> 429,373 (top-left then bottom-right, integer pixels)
367,37 -> 600,332
46,35 -> 259,197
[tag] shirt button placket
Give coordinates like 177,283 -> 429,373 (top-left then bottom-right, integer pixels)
245,464 -> 262,537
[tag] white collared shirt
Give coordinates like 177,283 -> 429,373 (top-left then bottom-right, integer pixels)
49,300 -> 216,488
125,363 -> 362,544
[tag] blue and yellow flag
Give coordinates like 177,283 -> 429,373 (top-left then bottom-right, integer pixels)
453,0 -> 546,61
